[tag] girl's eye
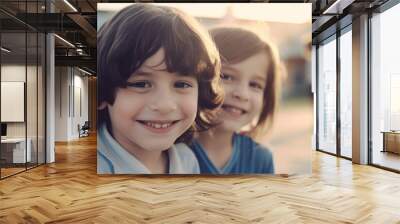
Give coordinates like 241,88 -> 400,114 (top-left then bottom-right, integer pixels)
126,81 -> 152,88
250,81 -> 264,91
174,81 -> 193,88
220,73 -> 233,81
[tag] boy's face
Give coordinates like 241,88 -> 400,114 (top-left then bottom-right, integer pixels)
218,52 -> 269,132
104,48 -> 198,152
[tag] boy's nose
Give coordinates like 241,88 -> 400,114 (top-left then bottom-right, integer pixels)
148,90 -> 178,114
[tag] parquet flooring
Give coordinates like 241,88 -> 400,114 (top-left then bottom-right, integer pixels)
1,134 -> 400,223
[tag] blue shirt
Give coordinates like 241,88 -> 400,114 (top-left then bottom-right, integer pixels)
190,133 -> 274,174
97,124 -> 200,174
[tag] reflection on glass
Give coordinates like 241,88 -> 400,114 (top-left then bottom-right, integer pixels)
371,3 -> 400,171
1,31 -> 27,177
340,29 -> 352,158
0,1 -> 47,179
38,33 -> 46,165
318,37 -> 337,154
27,31 -> 38,169
390,75 -> 400,131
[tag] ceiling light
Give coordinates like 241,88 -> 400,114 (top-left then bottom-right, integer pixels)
54,34 -> 75,48
78,67 -> 92,76
63,0 -> 78,12
323,0 -> 354,15
1,47 -> 11,53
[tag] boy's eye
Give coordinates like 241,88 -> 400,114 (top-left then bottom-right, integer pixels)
126,81 -> 152,88
220,73 -> 233,81
174,81 -> 193,88
250,81 -> 264,91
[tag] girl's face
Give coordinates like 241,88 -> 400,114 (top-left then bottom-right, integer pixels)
218,51 -> 269,132
104,48 -> 198,152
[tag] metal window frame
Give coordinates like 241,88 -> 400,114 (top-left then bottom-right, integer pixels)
368,0 -> 400,173
315,20 -> 353,162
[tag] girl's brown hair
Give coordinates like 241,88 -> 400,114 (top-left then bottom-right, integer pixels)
210,27 -> 281,139
98,4 -> 223,143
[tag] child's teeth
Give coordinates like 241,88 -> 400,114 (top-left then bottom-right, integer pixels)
144,122 -> 172,129
226,106 -> 242,114
231,108 -> 241,113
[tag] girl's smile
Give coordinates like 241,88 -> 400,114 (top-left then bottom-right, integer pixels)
218,51 -> 269,132
221,104 -> 248,118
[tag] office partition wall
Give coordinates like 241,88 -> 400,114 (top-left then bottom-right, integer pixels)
0,0 -> 46,179
0,30 -> 28,177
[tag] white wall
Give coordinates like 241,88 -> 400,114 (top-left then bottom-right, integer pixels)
55,67 -> 89,141
71,72 -> 89,138
55,67 -> 69,141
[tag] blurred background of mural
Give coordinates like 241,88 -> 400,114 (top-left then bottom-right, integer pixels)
98,3 -> 312,174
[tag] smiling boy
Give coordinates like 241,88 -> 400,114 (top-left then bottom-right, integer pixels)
97,4 -> 223,174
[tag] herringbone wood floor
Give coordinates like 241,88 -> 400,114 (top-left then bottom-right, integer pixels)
1,134 -> 400,224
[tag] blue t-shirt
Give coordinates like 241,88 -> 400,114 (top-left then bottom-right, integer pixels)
190,133 -> 274,174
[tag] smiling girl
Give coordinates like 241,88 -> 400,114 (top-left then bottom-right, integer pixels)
190,27 -> 281,174
97,4 -> 223,174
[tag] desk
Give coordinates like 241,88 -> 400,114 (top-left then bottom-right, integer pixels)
1,138 -> 31,163
382,131 -> 400,154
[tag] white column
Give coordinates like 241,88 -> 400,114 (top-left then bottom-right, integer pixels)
46,33 -> 55,163
45,0 -> 55,163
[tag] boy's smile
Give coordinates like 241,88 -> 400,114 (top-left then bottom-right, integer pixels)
103,48 -> 198,154
136,119 -> 181,134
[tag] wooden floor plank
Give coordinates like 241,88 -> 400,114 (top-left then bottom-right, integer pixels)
0,134 -> 399,223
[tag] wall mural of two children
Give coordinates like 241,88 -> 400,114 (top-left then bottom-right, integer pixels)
97,3 -> 312,175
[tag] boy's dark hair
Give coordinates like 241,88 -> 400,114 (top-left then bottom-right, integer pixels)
98,4 -> 223,143
210,27 -> 281,139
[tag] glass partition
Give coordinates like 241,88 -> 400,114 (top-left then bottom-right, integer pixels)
339,27 -> 352,158
0,1 -> 46,179
371,3 -> 400,171
37,32 -> 45,165
1,30 -> 28,177
317,36 -> 337,154
27,30 -> 38,169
